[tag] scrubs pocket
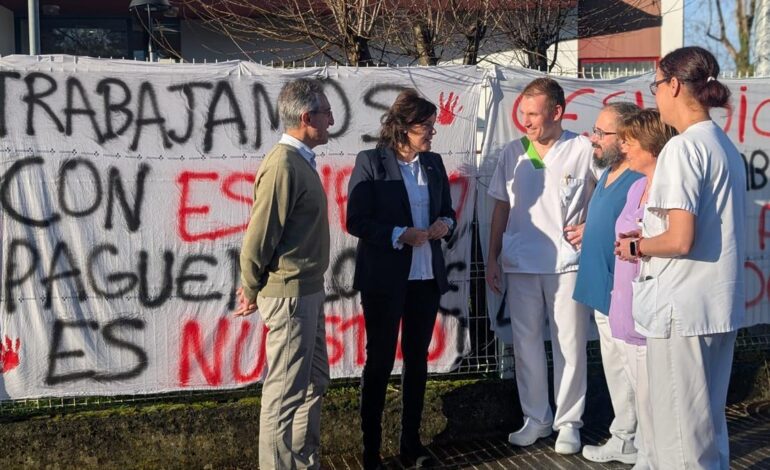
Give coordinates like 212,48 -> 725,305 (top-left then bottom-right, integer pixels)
557,236 -> 580,271
501,233 -> 520,270
631,276 -> 672,338
559,177 -> 584,207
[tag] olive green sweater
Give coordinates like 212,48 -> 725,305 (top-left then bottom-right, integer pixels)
239,144 -> 330,300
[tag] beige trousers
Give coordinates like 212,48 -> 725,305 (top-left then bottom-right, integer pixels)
257,290 -> 329,470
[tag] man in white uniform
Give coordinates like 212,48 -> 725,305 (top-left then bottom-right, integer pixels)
486,77 -> 596,455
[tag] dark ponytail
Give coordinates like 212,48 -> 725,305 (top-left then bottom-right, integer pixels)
659,46 -> 731,109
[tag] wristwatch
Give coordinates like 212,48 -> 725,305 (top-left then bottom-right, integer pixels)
629,238 -> 643,257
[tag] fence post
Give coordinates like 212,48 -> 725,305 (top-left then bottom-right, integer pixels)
499,343 -> 515,379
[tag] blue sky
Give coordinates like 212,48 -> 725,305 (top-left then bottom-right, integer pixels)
683,0 -> 741,71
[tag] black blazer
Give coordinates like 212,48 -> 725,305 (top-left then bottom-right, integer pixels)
346,147 -> 456,295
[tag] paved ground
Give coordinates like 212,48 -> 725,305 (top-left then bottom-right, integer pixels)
323,400 -> 770,469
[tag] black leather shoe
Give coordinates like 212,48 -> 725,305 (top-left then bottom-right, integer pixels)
363,450 -> 384,470
399,441 -> 437,468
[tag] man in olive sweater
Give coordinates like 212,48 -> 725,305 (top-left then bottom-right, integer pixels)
234,78 -> 333,470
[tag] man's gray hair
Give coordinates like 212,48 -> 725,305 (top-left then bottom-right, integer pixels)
604,102 -> 640,126
278,78 -> 325,130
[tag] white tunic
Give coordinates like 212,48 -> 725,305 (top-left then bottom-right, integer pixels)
488,130 -> 597,274
642,120 -> 746,336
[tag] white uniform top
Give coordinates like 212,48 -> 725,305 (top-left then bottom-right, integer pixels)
642,120 -> 746,336
488,130 -> 597,274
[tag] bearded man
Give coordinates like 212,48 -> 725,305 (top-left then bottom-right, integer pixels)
570,102 -> 644,465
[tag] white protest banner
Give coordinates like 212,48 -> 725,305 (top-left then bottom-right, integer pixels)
480,65 -> 769,344
0,55 -> 481,398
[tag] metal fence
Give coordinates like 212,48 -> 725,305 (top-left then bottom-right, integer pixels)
1,65 -> 769,416
3,211 -> 768,416
578,67 -> 762,80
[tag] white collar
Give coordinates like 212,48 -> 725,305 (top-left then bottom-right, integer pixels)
397,153 -> 420,166
279,133 -> 315,163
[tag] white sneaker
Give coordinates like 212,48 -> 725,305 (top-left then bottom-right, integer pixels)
582,435 -> 637,464
507,418 -> 552,447
554,427 -> 582,455
631,450 -> 651,469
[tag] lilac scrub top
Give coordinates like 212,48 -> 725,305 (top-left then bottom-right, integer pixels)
608,177 -> 647,346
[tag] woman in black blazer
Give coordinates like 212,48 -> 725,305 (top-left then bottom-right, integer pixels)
347,89 -> 456,469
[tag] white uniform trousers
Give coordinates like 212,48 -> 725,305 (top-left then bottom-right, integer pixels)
646,331 -> 737,470
621,342 -> 655,468
594,312 -> 637,443
505,272 -> 590,430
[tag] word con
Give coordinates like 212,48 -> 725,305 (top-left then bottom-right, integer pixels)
0,157 -> 148,229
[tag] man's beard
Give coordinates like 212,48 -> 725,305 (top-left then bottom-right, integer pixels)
593,143 -> 624,169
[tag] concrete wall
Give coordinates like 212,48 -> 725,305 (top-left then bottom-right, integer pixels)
550,39 -> 580,76
0,6 -> 14,56
179,20 -> 319,64
479,39 -> 580,77
660,0 -> 685,56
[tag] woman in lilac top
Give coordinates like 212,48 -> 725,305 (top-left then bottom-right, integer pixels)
611,110 -> 677,343
610,109 -> 677,467
610,177 -> 647,346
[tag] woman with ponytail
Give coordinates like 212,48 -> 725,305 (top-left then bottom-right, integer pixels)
615,47 -> 746,469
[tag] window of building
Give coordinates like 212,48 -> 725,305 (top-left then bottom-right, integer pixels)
15,16 -> 181,61
17,18 -> 132,58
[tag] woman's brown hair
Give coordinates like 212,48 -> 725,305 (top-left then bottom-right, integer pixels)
617,108 -> 678,157
658,46 -> 731,109
378,89 -> 437,150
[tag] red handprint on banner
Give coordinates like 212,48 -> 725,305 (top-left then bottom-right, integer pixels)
0,336 -> 21,373
437,91 -> 464,125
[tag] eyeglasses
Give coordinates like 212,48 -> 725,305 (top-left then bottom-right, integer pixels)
411,122 -> 436,133
591,127 -> 617,139
311,108 -> 333,118
649,77 -> 671,96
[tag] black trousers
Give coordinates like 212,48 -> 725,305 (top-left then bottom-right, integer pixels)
359,279 -> 440,454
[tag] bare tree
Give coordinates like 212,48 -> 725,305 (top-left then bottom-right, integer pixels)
491,0 -> 663,72
182,0 -> 498,66
179,0 -> 664,70
492,0 -> 577,71
386,1 -> 448,65
451,0 -> 494,65
180,0 -> 387,65
706,0 -> 756,74
369,0 -> 494,65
